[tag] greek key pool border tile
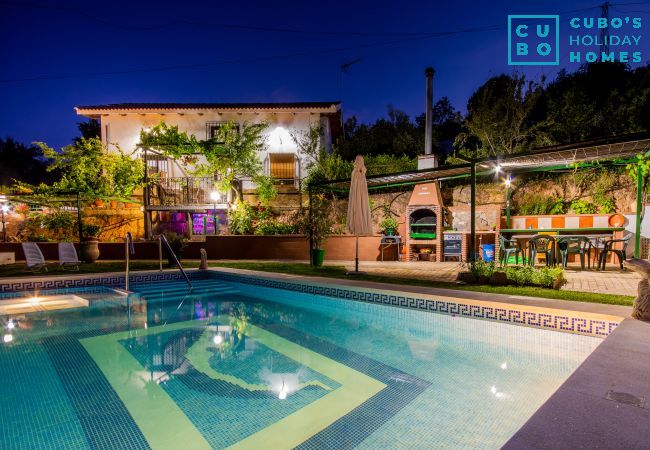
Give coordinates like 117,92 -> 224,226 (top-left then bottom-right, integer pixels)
0,270 -> 210,293
207,271 -> 620,337
0,269 -> 620,337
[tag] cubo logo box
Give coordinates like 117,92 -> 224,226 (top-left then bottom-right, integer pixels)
508,15 -> 560,65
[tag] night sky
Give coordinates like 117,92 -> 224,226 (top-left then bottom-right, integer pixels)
1,0 -> 648,149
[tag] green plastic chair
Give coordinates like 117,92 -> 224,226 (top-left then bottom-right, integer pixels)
527,234 -> 556,267
557,236 -> 590,270
598,234 -> 631,270
498,234 -> 524,265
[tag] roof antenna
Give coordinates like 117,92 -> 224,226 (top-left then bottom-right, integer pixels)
340,58 -> 363,138
600,2 -> 610,55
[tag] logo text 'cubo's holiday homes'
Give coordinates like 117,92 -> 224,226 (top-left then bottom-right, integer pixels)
508,15 -> 560,66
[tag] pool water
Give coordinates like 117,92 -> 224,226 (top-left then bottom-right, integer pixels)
0,278 -> 601,449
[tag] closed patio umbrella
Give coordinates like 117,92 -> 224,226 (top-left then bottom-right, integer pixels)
346,155 -> 373,275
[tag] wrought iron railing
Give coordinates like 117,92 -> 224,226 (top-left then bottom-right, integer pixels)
148,177 -> 215,206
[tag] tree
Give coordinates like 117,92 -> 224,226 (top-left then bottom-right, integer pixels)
415,96 -> 463,161
75,119 -> 101,142
454,73 -> 543,159
0,137 -> 57,186
140,121 -> 277,203
540,62 -> 648,144
338,106 -> 422,159
34,137 -> 144,197
291,124 -> 325,172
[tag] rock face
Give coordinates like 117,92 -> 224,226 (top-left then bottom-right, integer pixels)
624,258 -> 650,321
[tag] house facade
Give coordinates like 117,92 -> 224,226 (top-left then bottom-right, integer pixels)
75,102 -> 341,237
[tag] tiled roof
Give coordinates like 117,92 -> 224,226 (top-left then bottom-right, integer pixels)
75,101 -> 341,112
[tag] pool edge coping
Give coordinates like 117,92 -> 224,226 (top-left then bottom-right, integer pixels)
0,267 -> 630,337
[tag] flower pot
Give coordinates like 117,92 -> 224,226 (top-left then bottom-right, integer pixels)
94,199 -> 104,207
80,238 -> 100,263
109,200 -> 118,209
311,249 -> 325,267
384,228 -> 396,236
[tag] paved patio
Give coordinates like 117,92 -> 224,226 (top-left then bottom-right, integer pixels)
323,260 -> 640,297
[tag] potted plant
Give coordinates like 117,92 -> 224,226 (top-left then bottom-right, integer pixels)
163,231 -> 186,266
80,223 -> 101,263
308,194 -> 334,267
380,215 -> 399,236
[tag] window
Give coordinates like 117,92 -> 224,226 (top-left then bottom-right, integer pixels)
269,153 -> 295,183
206,121 -> 239,143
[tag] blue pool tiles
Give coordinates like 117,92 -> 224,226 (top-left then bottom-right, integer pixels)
0,269 -> 621,337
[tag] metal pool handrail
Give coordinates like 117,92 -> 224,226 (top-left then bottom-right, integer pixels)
156,234 -> 193,289
124,232 -> 135,291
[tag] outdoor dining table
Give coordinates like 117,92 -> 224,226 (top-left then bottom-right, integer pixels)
508,234 -> 612,269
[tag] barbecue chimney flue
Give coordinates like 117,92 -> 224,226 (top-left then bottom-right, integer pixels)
419,67 -> 438,170
424,67 -> 434,156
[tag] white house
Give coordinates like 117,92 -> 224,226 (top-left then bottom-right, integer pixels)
75,101 -> 341,189
75,101 -> 341,237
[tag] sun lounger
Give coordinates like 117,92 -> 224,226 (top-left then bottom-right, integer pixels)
58,242 -> 81,271
21,242 -> 48,272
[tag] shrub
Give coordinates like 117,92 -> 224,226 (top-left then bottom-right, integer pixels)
517,193 -> 565,215
472,262 -> 566,289
379,215 -> 399,235
504,265 -> 565,289
569,199 -> 596,214
228,200 -> 254,235
254,218 -> 294,235
82,223 -> 101,238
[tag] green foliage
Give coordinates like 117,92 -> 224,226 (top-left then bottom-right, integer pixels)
626,150 -> 650,190
339,101 -> 461,160
141,121 -> 276,203
569,199 -> 596,214
34,138 -> 144,198
82,223 -> 101,238
227,201 -> 304,235
308,194 -> 335,249
454,73 -> 543,158
542,63 -> 648,143
42,210 -> 76,231
517,193 -> 565,215
228,200 -> 255,235
470,260 -> 497,277
291,124 -> 326,172
0,137 -> 58,186
139,122 -> 201,160
471,261 -> 565,289
21,210 -> 78,242
254,176 -> 278,205
504,265 -> 565,289
305,153 -> 416,187
254,218 -> 294,235
379,215 -> 399,234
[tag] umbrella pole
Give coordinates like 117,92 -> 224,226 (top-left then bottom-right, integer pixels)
355,235 -> 359,273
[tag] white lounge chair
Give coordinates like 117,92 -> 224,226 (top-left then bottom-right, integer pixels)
21,242 -> 48,272
58,242 -> 81,271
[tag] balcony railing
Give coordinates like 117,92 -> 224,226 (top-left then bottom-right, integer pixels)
148,177 -> 215,206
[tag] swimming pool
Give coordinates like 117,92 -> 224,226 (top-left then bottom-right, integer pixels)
0,273 -> 603,449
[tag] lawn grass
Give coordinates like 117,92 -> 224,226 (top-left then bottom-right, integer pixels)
207,262 -> 634,307
0,260 -> 634,307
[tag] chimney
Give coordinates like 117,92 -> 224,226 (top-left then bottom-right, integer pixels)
419,67 -> 438,170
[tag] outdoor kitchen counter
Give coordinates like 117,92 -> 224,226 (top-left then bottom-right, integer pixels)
500,227 -> 624,234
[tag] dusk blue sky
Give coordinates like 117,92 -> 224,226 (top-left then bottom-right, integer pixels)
1,0 -> 648,149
